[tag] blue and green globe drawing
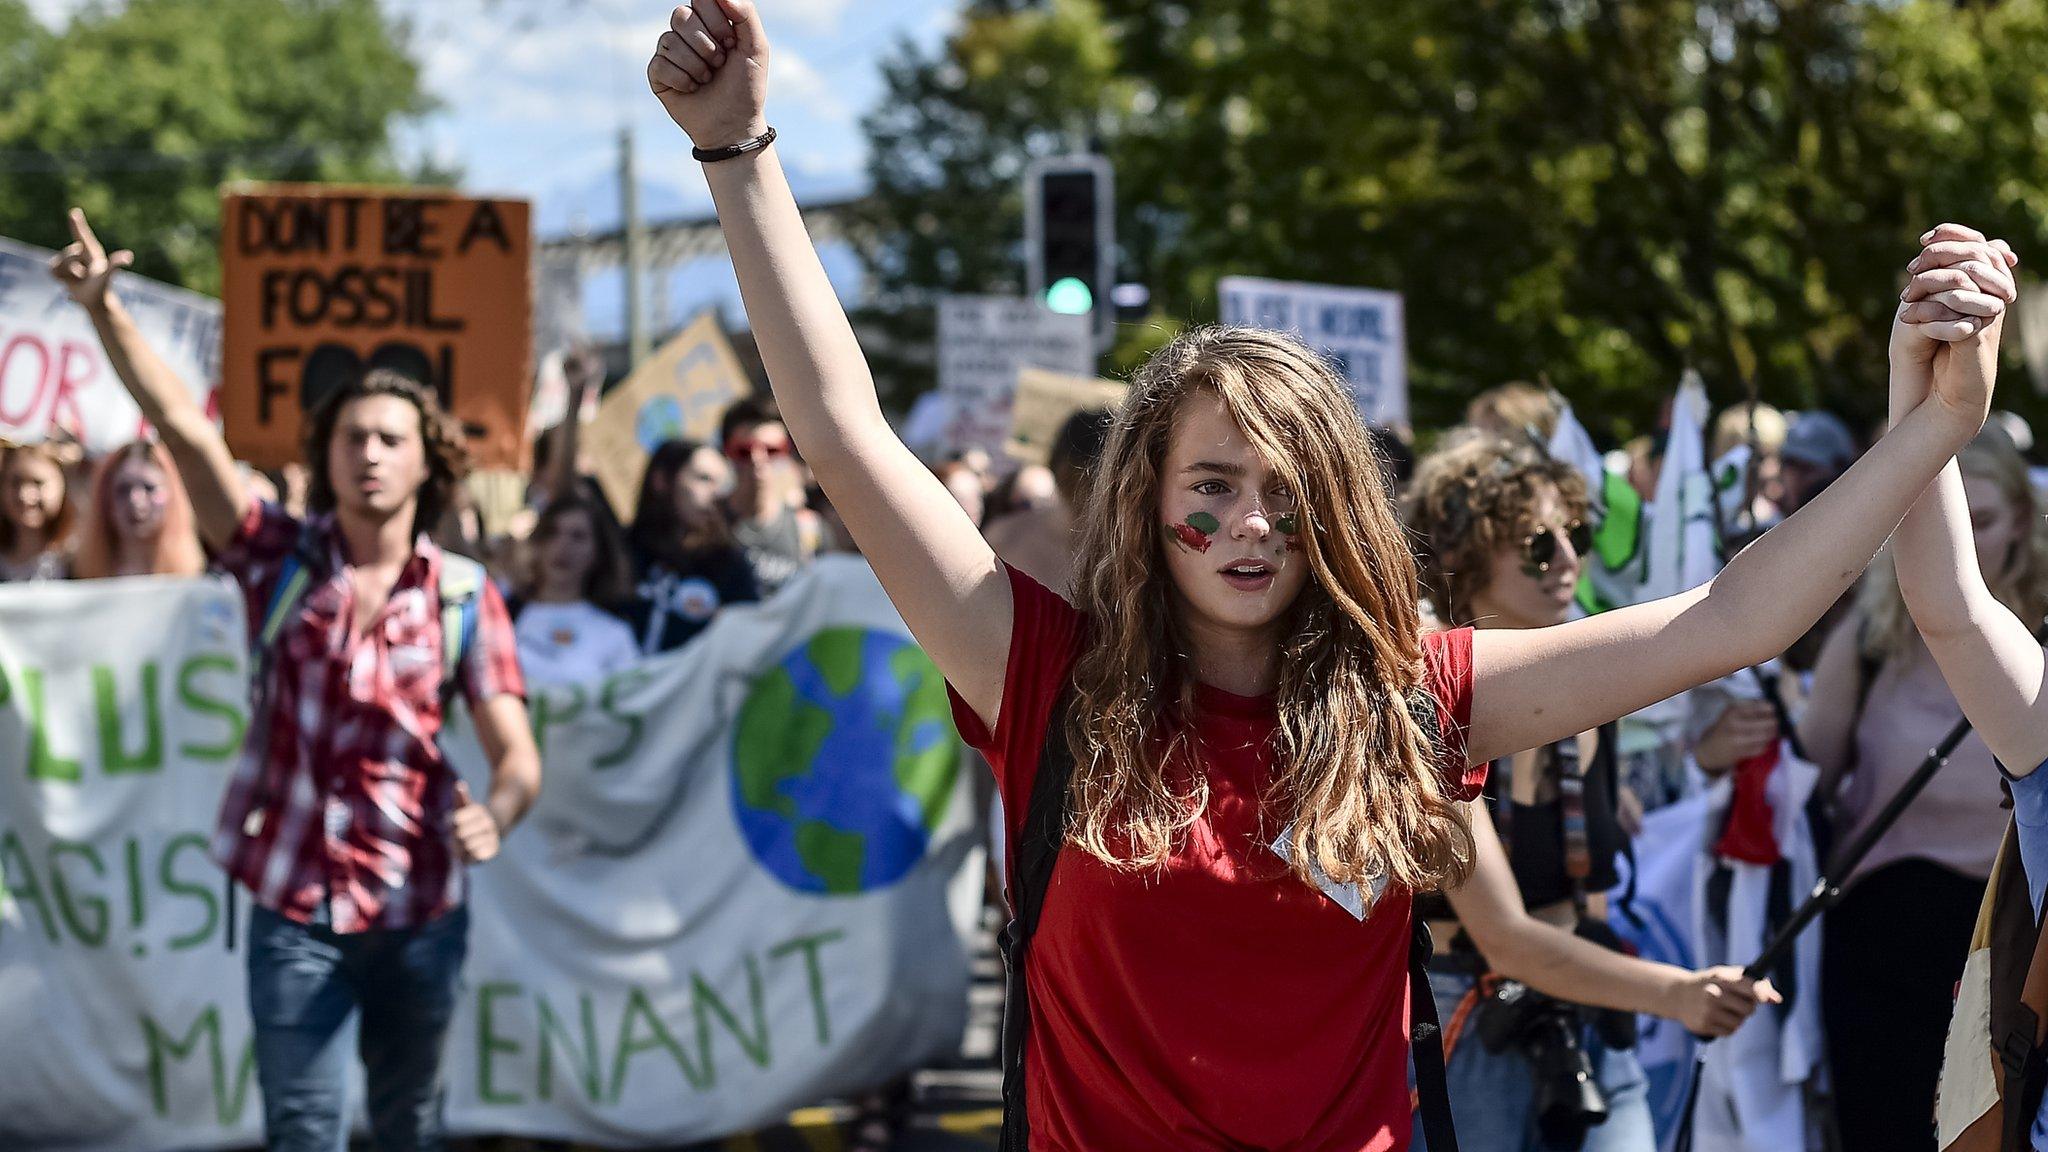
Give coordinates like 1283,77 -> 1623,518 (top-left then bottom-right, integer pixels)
731,628 -> 961,895
635,395 -> 685,450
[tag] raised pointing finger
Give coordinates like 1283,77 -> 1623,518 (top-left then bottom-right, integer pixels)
67,208 -> 104,259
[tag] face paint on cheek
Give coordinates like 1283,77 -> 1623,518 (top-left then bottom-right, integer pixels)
1274,512 -> 1302,553
1170,510 -> 1220,553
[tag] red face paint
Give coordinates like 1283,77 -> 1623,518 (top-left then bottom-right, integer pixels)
1170,511 -> 1219,553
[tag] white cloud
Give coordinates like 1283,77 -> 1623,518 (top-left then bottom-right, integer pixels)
763,0 -> 850,35
770,48 -> 853,126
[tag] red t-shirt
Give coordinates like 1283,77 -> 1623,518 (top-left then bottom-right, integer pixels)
948,564 -> 1481,1152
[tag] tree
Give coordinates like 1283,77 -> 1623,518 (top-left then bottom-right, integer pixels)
857,0 -> 2048,439
0,0 -> 438,295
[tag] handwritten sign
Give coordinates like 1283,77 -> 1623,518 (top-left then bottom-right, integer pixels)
1218,275 -> 1407,425
219,185 -> 533,469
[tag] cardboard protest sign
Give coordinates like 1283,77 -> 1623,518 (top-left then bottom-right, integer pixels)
1006,367 -> 1125,466
1218,275 -> 1407,425
584,312 -> 752,515
937,296 -> 1093,458
219,185 -> 533,470
0,236 -> 220,451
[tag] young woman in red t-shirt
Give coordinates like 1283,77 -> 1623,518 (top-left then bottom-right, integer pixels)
644,7 -> 2007,1148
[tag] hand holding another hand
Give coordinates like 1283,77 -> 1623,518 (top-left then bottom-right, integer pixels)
1891,223 -> 2019,433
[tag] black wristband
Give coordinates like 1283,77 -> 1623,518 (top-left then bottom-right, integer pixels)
693,126 -> 776,163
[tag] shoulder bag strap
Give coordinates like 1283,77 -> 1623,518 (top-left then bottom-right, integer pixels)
999,686 -> 1079,1152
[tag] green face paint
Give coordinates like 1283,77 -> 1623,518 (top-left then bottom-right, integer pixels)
1273,512 -> 1298,536
1170,511 -> 1220,553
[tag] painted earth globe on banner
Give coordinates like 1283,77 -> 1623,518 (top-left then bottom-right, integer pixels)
635,395 -> 685,450
731,627 -> 961,894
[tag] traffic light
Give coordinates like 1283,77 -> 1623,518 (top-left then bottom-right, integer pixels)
1025,155 -> 1114,348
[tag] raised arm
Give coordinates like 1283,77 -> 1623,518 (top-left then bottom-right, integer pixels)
1887,226 -> 2048,775
50,210 -> 246,551
541,345 -> 600,504
1465,233 -> 2004,766
646,2 -> 1012,727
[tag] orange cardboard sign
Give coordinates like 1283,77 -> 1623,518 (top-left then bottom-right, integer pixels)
219,185 -> 533,470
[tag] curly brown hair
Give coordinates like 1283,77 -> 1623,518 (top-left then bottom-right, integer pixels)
301,369 -> 470,535
1407,434 -> 1590,627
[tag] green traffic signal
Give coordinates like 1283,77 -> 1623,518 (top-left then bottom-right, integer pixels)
1043,276 -> 1094,315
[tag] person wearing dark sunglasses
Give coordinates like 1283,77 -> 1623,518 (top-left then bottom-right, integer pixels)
717,394 -> 816,596
1406,434 -> 1683,1152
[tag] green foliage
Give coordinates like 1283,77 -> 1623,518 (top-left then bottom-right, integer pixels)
857,0 -> 2048,439
0,0 -> 438,295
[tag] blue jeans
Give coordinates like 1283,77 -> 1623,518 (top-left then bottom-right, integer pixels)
246,903 -> 469,1152
1414,969 -> 1655,1152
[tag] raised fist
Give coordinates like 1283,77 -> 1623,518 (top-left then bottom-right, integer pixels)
647,1 -> 771,153
47,208 -> 133,313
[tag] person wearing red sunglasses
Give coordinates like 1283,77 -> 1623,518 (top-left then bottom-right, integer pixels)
717,395 -> 815,595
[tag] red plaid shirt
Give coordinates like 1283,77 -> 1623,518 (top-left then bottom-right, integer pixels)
210,499 -> 524,932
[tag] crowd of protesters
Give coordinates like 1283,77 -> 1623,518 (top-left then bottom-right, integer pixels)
6,217 -> 2041,1151
0,9 -> 2037,1149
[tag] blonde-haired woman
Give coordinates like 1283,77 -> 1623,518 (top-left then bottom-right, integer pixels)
1799,422 -> 2048,1152
69,440 -> 204,580
644,6 -> 2005,1146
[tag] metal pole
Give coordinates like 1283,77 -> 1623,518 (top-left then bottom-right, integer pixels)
621,125 -> 650,370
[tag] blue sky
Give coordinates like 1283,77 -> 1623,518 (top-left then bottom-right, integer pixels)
28,0 -> 963,335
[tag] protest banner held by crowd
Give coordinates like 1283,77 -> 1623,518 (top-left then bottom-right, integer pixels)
5,3 -> 2048,1152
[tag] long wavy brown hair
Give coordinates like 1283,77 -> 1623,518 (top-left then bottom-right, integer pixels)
1065,326 -> 1476,892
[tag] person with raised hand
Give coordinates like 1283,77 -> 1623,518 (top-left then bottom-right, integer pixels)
50,208 -> 540,1152
649,8 -> 2001,1147
1878,225 -> 2048,1152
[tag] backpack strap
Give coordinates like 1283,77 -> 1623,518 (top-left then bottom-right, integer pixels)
230,523 -> 323,952
258,527 -> 323,650
436,552 -> 486,711
998,685 -> 1078,1152
1405,687 -> 1461,1152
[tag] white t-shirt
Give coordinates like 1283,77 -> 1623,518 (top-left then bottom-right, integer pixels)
514,600 -> 640,688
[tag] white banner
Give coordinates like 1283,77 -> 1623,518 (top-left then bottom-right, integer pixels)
0,237 -> 221,452
936,295 -> 1093,458
1217,275 -> 1408,426
0,558 -> 981,1150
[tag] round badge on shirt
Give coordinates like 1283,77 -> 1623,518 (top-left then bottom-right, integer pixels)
674,577 -> 721,623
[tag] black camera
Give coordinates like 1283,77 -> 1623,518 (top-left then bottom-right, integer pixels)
1473,975 -> 1637,1150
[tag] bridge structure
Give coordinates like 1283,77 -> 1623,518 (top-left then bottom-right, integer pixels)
532,195 -> 872,360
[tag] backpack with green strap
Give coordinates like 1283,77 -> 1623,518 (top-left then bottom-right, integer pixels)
255,526 -> 487,710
